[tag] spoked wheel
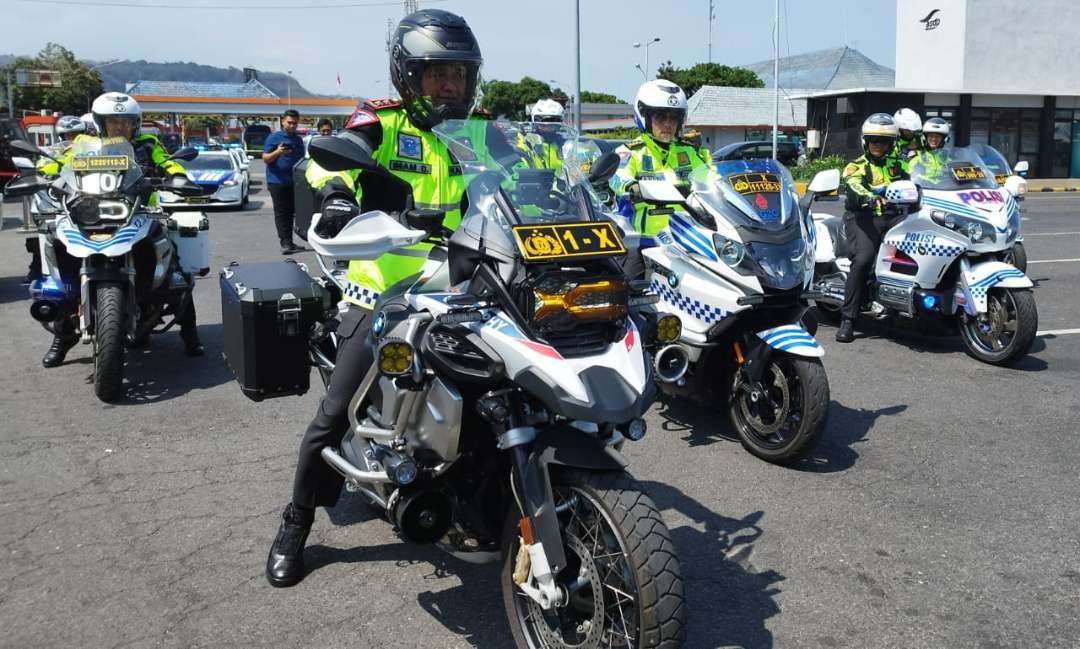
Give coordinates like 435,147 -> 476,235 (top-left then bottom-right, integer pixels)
502,470 -> 685,649
729,354 -> 829,465
958,287 -> 1037,366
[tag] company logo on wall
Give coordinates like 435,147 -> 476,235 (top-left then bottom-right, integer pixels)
919,9 -> 941,31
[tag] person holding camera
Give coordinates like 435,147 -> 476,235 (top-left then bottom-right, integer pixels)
263,109 -> 305,254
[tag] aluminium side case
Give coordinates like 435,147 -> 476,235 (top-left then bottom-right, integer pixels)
166,211 -> 210,276
220,259 -> 330,401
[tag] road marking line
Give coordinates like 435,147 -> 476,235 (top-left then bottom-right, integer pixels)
1037,328 -> 1080,336
1022,231 -> 1080,236
1028,258 -> 1080,264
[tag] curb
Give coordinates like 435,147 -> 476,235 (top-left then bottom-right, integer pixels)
1036,187 -> 1079,192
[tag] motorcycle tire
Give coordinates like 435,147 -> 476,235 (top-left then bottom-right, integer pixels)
1003,242 -> 1027,273
958,287 -> 1037,367
729,354 -> 829,465
93,282 -> 126,403
501,468 -> 686,649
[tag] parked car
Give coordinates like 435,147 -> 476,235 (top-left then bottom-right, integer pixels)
713,140 -> 801,166
160,150 -> 248,209
1,118 -> 31,193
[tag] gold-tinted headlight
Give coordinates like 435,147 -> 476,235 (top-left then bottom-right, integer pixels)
531,278 -> 628,327
378,341 -> 413,375
656,314 -> 682,343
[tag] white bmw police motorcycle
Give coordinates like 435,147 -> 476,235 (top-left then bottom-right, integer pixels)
302,120 -> 686,648
809,146 -> 1037,366
620,160 -> 836,465
5,137 -> 204,401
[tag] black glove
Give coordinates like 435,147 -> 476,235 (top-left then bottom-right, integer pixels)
627,182 -> 642,201
315,198 -> 358,238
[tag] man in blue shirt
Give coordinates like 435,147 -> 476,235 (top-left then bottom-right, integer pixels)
263,109 -> 306,254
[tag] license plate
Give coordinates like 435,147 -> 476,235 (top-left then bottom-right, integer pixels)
729,172 -> 782,195
952,165 -> 986,181
512,221 -> 625,262
186,197 -> 210,203
71,155 -> 129,172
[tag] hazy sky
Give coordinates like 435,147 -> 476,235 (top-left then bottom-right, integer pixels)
7,0 -> 896,100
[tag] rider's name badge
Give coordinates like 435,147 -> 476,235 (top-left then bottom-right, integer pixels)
729,172 -> 781,195
71,155 -> 129,172
512,222 -> 626,262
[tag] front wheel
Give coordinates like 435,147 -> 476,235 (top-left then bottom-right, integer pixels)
1002,242 -> 1027,273
501,469 -> 686,649
93,282 -> 126,402
958,287 -> 1037,366
729,354 -> 829,465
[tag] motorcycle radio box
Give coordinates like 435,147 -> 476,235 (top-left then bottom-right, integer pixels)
166,211 -> 210,277
220,260 -> 331,401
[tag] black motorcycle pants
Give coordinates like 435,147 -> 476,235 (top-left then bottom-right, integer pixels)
841,210 -> 885,321
292,307 -> 374,509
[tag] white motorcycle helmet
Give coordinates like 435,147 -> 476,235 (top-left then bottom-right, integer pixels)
55,115 -> 87,140
91,92 -> 142,140
922,117 -> 950,149
80,113 -> 98,135
861,113 -> 899,161
633,79 -> 688,139
893,107 -> 922,141
530,98 -> 565,123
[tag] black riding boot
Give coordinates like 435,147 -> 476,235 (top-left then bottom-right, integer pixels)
835,317 -> 856,343
266,503 -> 314,588
177,293 -> 204,357
42,334 -> 78,367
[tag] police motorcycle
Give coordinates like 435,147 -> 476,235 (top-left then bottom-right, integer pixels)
809,146 -> 1037,366
617,159 -> 836,465
302,120 -> 687,649
4,137 -> 204,401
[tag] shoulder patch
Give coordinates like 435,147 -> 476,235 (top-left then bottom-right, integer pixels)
345,108 -> 379,130
363,98 -> 402,111
842,162 -> 862,177
626,139 -> 646,150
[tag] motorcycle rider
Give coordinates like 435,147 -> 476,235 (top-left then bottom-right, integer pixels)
39,92 -> 202,367
892,107 -> 923,163
835,113 -> 909,343
920,117 -> 950,152
906,117 -> 951,181
267,8 -> 519,588
515,98 -> 565,171
610,79 -> 706,278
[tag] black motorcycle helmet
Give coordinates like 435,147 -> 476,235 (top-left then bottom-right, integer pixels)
390,9 -> 483,130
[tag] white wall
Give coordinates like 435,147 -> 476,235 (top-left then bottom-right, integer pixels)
896,0 -> 968,89
700,128 -> 746,151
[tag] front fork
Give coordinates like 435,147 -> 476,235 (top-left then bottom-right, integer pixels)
733,332 -> 775,403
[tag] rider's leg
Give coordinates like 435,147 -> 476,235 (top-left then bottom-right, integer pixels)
267,307 -> 374,587
42,242 -> 81,367
839,210 -> 881,341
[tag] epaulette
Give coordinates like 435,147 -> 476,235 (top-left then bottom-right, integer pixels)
363,97 -> 402,111
626,138 -> 646,150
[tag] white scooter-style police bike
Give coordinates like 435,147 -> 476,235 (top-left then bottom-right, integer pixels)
808,146 -> 1037,366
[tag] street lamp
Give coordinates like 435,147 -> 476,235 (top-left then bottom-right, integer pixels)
286,69 -> 293,110
634,64 -> 647,81
633,37 -> 661,79
86,59 -> 122,111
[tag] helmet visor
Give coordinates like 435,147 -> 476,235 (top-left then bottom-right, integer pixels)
402,58 -> 482,122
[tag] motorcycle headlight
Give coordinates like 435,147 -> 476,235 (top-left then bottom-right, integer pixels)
71,197 -> 101,226
965,221 -> 984,242
377,341 -> 414,375
930,210 -> 994,244
531,277 -> 628,329
712,234 -> 746,268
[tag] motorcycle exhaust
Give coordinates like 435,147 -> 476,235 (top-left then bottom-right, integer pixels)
391,489 -> 453,544
654,344 -> 690,384
29,299 -> 69,323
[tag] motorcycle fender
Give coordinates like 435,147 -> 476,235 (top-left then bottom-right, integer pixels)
813,220 -> 836,263
756,324 -> 824,358
961,260 -> 1032,314
55,215 -> 152,259
522,426 -> 627,574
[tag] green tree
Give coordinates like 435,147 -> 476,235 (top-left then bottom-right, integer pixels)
6,43 -> 104,115
655,61 -> 763,96
580,91 -> 626,104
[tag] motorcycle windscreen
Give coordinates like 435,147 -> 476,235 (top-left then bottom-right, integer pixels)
909,147 -> 998,191
691,158 -> 799,232
61,136 -> 143,197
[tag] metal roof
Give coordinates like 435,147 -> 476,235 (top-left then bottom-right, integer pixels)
685,86 -> 807,129
743,46 -> 895,90
125,79 -> 277,99
791,86 -> 1080,99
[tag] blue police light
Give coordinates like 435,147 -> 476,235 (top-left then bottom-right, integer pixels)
920,294 -> 938,310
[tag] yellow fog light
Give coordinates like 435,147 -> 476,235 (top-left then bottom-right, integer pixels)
378,341 -> 413,375
656,314 -> 682,343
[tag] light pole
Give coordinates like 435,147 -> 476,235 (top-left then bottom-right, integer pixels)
286,69 -> 293,110
634,64 -> 647,81
633,37 -> 660,79
85,58 -> 122,111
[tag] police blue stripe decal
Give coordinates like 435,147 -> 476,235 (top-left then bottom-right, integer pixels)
765,332 -> 818,347
922,197 -> 993,221
668,212 -> 714,251
774,340 -> 821,352
972,269 -> 1025,288
670,227 -> 716,260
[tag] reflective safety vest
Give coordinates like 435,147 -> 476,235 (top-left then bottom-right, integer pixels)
305,160 -> 357,192
343,108 -> 492,310
514,131 -> 563,173
842,154 -> 907,215
610,134 -> 705,239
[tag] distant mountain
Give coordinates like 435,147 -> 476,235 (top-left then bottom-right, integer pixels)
0,55 -> 323,98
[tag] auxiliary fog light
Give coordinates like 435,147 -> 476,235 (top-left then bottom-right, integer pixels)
920,294 -> 938,311
656,314 -> 682,343
378,341 -> 414,375
624,418 -> 647,442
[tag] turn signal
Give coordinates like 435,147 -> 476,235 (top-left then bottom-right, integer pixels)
378,341 -> 413,375
656,314 -> 682,343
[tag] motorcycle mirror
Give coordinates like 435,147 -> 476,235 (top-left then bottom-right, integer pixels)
806,168 -> 840,195
884,180 -> 920,205
1013,160 -> 1029,176
169,147 -> 199,162
587,151 -> 621,186
7,139 -> 60,162
309,135 -> 377,173
3,174 -> 50,198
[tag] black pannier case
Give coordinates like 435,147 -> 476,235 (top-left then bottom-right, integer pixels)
220,260 -> 330,401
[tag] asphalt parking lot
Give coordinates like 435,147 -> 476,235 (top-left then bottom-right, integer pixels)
1,169 -> 1078,649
